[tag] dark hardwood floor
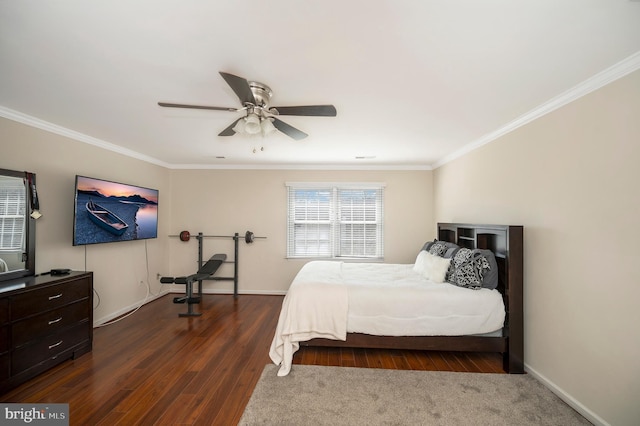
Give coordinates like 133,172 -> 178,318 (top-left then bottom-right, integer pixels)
0,294 -> 504,425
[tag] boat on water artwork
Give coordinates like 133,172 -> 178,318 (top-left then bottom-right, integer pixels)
73,175 -> 158,246
86,199 -> 129,236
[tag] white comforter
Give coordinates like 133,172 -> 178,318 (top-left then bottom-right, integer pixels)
269,261 -> 505,376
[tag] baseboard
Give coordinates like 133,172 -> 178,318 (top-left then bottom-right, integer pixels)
525,363 -> 609,426
93,289 -> 171,326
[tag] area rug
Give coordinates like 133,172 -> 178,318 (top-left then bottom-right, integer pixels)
239,365 -> 591,425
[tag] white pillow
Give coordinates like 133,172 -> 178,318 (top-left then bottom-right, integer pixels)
413,250 -> 428,275
422,251 -> 451,283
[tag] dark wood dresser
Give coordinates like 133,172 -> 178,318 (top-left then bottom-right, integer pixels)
0,271 -> 93,394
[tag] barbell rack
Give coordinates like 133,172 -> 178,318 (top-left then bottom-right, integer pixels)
168,231 -> 266,299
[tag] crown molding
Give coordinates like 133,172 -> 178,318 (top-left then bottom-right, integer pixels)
432,50 -> 640,169
167,163 -> 432,171
0,106 -> 170,168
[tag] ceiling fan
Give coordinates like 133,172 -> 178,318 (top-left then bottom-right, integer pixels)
158,72 -> 337,140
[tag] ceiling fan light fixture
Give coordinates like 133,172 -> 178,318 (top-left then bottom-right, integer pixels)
261,117 -> 277,136
244,113 -> 262,135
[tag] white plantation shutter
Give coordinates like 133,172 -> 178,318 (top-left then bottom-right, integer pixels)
0,179 -> 26,250
287,183 -> 384,259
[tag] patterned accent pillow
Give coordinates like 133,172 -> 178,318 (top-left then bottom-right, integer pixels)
422,240 -> 459,257
447,248 -> 496,290
427,242 -> 448,257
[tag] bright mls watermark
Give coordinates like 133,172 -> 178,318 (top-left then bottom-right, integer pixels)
1,404 -> 68,425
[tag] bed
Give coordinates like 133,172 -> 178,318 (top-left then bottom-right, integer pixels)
269,223 -> 523,376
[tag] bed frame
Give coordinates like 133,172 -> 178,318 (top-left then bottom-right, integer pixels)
304,223 -> 524,374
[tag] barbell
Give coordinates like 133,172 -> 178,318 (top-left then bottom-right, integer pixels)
169,230 -> 265,244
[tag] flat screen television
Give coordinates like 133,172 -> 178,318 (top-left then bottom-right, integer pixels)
73,175 -> 159,246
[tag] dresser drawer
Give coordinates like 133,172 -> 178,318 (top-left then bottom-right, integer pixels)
11,278 -> 90,320
12,301 -> 90,347
12,322 -> 90,374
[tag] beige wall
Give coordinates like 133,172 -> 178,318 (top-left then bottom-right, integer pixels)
1,118 -> 172,324
168,169 -> 433,294
433,70 -> 640,426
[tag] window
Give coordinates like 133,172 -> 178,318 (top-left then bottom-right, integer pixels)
0,178 -> 26,251
286,183 -> 384,259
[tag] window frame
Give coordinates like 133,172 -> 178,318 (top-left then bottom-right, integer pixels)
286,182 -> 385,260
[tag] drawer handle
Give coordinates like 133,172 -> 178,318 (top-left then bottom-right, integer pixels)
48,317 -> 63,325
48,293 -> 63,300
48,340 -> 63,350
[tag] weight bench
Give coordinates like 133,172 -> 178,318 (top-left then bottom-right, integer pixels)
160,253 -> 227,317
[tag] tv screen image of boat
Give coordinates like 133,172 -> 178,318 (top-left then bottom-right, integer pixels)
73,175 -> 159,246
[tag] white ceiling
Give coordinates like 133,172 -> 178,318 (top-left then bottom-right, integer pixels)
2,1 -> 640,169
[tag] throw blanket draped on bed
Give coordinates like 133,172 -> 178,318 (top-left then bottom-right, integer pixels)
269,264 -> 348,376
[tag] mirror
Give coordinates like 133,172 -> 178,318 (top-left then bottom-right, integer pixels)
0,168 -> 36,283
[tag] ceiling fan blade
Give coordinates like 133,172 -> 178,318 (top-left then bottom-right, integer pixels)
218,118 -> 243,136
271,105 -> 337,117
158,102 -> 236,112
272,118 -> 308,140
219,72 -> 256,106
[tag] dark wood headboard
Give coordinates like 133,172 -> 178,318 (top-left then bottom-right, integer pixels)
437,223 -> 524,372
